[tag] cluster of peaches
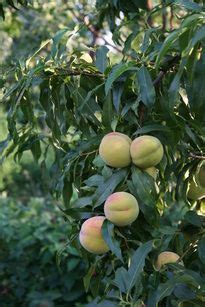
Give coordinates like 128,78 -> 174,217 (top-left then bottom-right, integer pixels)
78,132 -> 205,269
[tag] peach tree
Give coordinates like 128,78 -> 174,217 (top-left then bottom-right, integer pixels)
1,0 -> 205,306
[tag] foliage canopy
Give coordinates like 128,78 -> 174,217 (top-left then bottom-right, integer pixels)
1,0 -> 205,306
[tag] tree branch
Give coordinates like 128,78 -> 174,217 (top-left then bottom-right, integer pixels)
189,153 -> 205,160
147,0 -> 153,27
170,6 -> 174,30
55,68 -> 104,78
162,0 -> 167,32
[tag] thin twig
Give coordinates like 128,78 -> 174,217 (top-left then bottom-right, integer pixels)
79,149 -> 98,157
72,9 -> 135,59
55,68 -> 104,78
189,153 -> 205,160
170,6 -> 174,30
162,0 -> 167,32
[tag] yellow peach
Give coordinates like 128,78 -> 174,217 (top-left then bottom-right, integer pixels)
99,132 -> 131,168
187,178 -> 205,201
196,162 -> 205,188
155,251 -> 181,271
144,167 -> 158,180
79,216 -> 109,254
104,192 -> 139,226
130,135 -> 164,169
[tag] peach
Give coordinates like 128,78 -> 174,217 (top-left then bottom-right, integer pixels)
99,132 -> 131,168
155,251 -> 181,271
187,178 -> 205,200
145,167 -> 158,180
79,216 -> 109,254
196,162 -> 205,188
130,135 -> 164,169
104,192 -> 139,226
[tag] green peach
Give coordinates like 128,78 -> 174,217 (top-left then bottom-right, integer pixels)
99,132 -> 131,168
79,216 -> 109,254
144,167 -> 158,180
130,135 -> 164,169
187,178 -> 205,200
155,251 -> 181,271
196,162 -> 205,188
104,192 -> 139,226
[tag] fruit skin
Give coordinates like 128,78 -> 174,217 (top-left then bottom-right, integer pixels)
79,216 -> 109,254
80,52 -> 93,63
155,251 -> 180,270
187,178 -> 205,200
196,162 -> 205,188
145,167 -> 158,180
104,192 -> 139,226
130,135 -> 164,169
99,132 -> 131,168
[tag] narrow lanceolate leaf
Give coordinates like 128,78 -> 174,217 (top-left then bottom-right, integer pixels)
198,237 -> 205,264
102,220 -> 123,262
168,59 -> 186,108
183,25 -> 205,57
132,167 -> 157,206
112,81 -> 124,112
95,46 -> 109,73
126,240 -> 153,292
79,83 -> 104,112
137,66 -> 156,108
114,267 -> 129,293
147,282 -> 175,307
93,169 -> 128,207
105,62 -> 137,95
102,92 -> 113,129
84,264 -> 96,293
156,29 -> 186,69
174,0 -> 202,12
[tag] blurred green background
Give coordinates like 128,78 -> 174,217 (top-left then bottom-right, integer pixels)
0,1 -> 94,306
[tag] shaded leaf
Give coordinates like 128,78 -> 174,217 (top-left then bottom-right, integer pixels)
137,66 -> 156,108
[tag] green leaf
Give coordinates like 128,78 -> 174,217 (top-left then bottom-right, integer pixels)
131,167 -> 157,207
51,28 -> 69,58
147,281 -> 175,307
126,240 -> 153,292
78,83 -> 104,112
156,29 -> 185,69
73,197 -> 93,208
184,211 -> 202,227
102,92 -> 114,129
95,46 -> 109,73
84,264 -> 96,293
174,284 -> 196,300
93,169 -> 128,207
174,0 -> 202,12
105,62 -> 137,95
63,179 -> 73,208
134,124 -> 170,135
114,267 -> 129,293
183,25 -> 205,57
198,237 -> 205,264
112,82 -> 124,113
102,220 -> 123,262
137,66 -> 156,108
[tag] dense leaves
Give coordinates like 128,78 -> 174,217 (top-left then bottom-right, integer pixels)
0,197 -> 87,305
